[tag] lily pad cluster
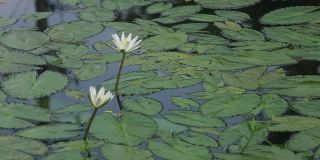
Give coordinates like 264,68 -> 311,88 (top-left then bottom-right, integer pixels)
0,0 -> 319,160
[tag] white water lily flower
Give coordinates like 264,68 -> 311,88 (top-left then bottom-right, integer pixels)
111,32 -> 142,52
89,86 -> 114,108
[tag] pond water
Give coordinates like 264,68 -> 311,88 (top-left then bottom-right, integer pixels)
0,0 -> 320,160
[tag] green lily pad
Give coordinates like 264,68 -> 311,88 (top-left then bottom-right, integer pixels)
123,97 -> 163,116
194,0 -> 261,9
17,124 -> 82,140
79,7 -> 115,22
201,94 -> 260,117
164,111 -> 224,128
149,136 -> 212,160
290,100 -> 320,118
142,32 -> 188,51
0,17 -> 17,27
269,116 -> 320,132
215,10 -> 251,21
47,21 -> 103,42
0,136 -> 47,160
91,112 -> 157,146
146,2 -> 173,14
2,71 -> 68,99
101,143 -> 153,160
20,12 -> 52,21
0,30 -> 49,50
260,6 -> 320,25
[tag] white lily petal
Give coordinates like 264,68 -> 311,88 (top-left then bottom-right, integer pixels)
111,32 -> 142,53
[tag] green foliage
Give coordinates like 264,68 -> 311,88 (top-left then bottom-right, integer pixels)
194,0 -> 261,9
0,136 -> 47,160
47,21 -> 103,42
79,7 -> 115,22
146,2 -> 173,14
172,97 -> 199,110
2,71 -> 68,99
0,103 -> 50,129
142,32 -> 188,51
286,128 -> 320,152
101,143 -> 153,160
263,25 -> 320,46
269,116 -> 320,132
290,100 -> 320,118
20,12 -> 52,21
201,94 -> 260,117
0,17 -> 17,27
44,140 -> 103,160
17,124 -> 82,140
0,30 -> 49,50
123,97 -> 163,116
164,111 -> 224,128
149,136 -> 212,160
91,112 -> 157,146
260,6 -> 320,25
102,71 -> 201,95
215,145 -> 303,160
215,10 -> 251,21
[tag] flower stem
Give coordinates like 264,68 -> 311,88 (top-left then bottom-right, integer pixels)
114,51 -> 126,110
83,108 -> 98,141
115,51 -> 126,92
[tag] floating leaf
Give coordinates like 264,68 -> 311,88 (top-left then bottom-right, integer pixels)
288,48 -> 320,61
164,111 -> 224,128
215,10 -> 251,21
263,25 -> 320,46
149,136 -> 212,160
17,124 -> 82,140
201,94 -> 260,117
101,143 -> 153,160
187,14 -> 226,22
286,128 -> 320,152
0,30 -> 49,50
290,100 -> 320,118
44,140 -> 103,160
142,32 -> 188,51
20,12 -> 52,21
91,112 -> 157,146
0,136 -> 47,160
222,28 -> 264,41
161,5 -> 201,17
230,41 -> 288,51
0,90 -> 6,102
260,6 -> 320,25
173,23 -> 208,33
0,17 -> 17,27
47,21 -> 103,42
79,7 -> 115,22
178,132 -> 218,147
269,116 -> 320,132
2,71 -> 68,99
102,0 -> 152,10
123,97 -> 163,116
194,0 -> 261,9
102,71 -> 201,95
172,97 -> 199,110
153,117 -> 187,133
251,94 -> 288,118
216,145 -> 303,160
54,103 -> 91,114
146,2 -> 173,14
73,62 -> 107,80
219,122 -> 268,148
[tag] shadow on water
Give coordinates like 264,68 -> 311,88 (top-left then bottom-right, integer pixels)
283,60 -> 320,76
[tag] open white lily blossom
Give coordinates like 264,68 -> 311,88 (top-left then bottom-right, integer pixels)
111,32 -> 142,52
89,86 -> 114,108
